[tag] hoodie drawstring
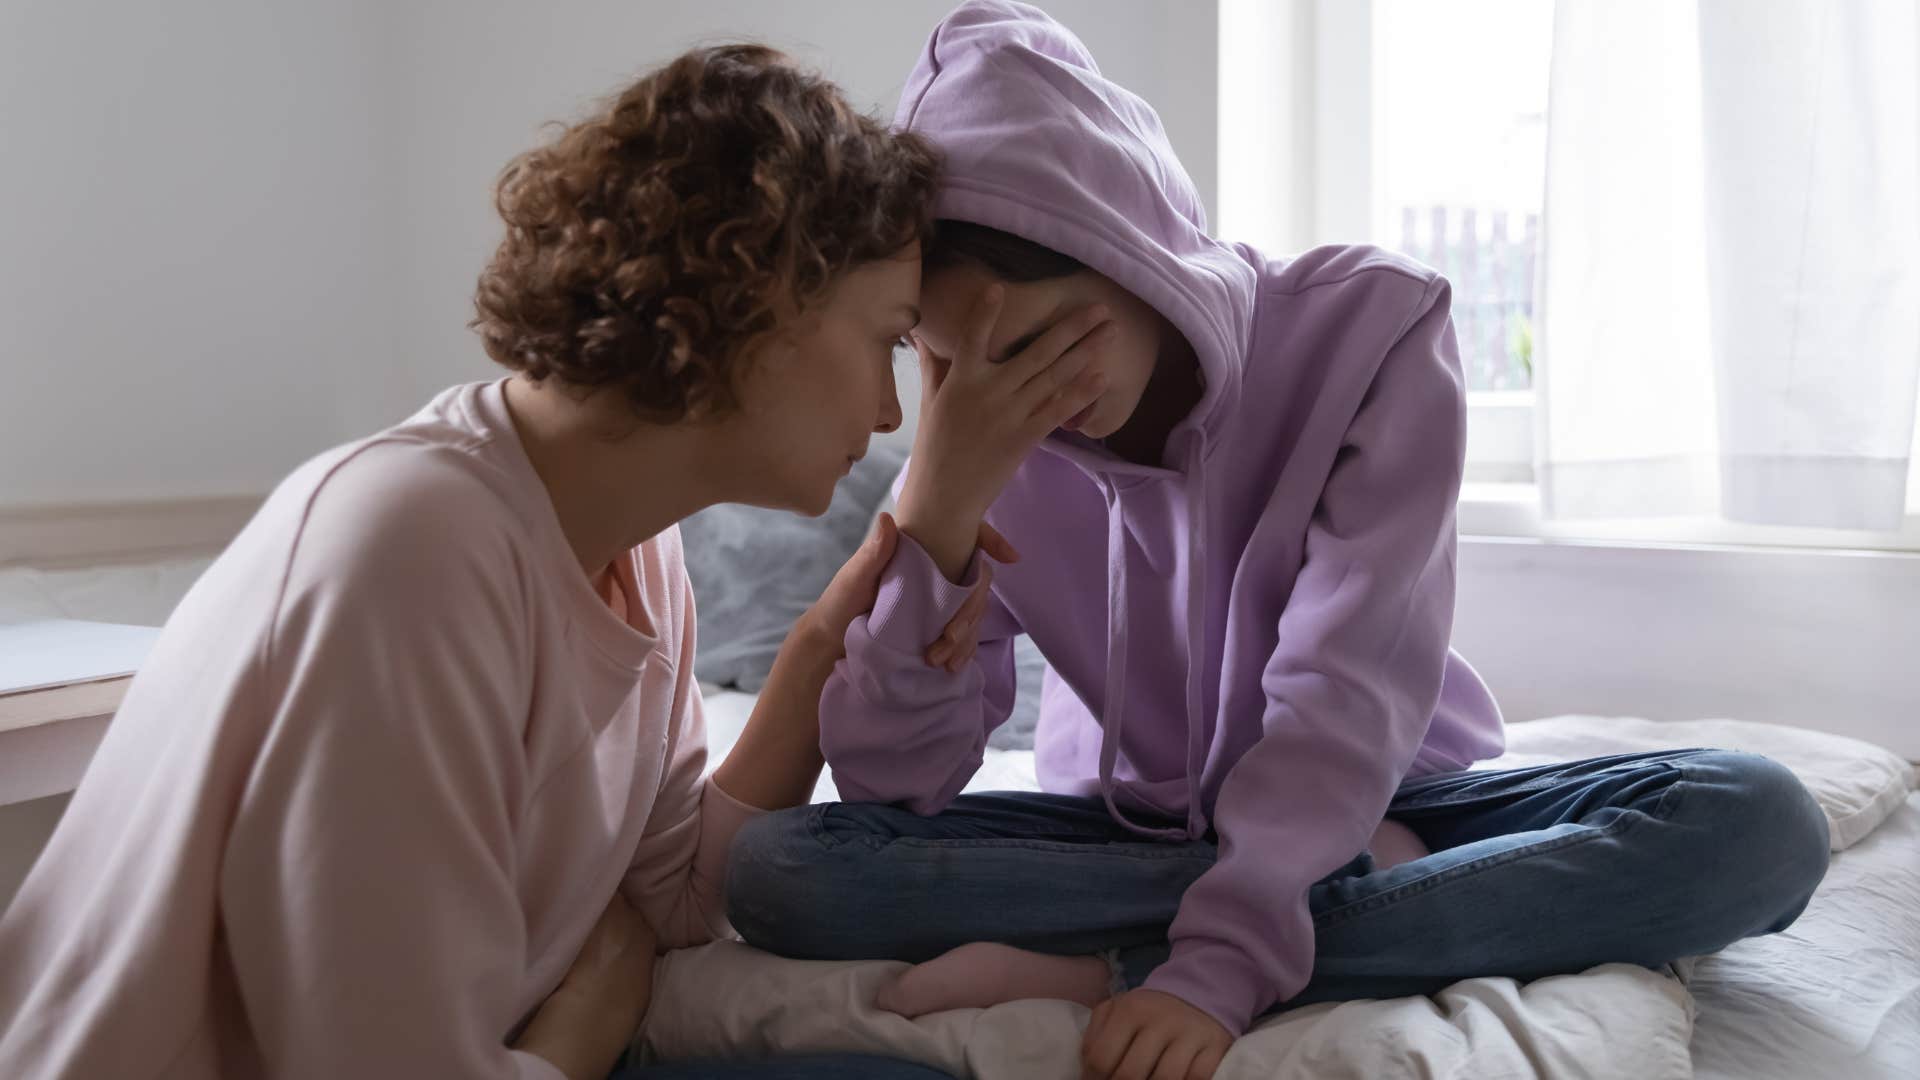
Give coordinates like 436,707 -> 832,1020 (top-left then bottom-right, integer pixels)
1094,442 -> 1211,842
1179,439 -> 1209,840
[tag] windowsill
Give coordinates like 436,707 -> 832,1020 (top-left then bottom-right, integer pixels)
1460,482 -> 1920,554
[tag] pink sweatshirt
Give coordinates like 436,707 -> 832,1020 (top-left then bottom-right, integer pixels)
0,380 -> 757,1079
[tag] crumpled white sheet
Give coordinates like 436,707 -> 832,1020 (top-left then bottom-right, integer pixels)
639,944 -> 1694,1080
1685,793 -> 1920,1080
650,707 -> 1918,1079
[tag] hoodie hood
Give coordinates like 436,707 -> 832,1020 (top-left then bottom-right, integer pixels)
895,0 -> 1257,454
894,0 -> 1269,842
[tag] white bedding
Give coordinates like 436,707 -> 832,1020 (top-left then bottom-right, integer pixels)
1686,793 -> 1920,1079
678,697 -> 1919,1079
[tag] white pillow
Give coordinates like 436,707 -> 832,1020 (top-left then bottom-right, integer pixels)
1487,716 -> 1917,850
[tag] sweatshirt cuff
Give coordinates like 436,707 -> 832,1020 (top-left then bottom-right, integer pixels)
1141,938 -> 1273,1037
691,775 -> 769,938
861,532 -> 988,650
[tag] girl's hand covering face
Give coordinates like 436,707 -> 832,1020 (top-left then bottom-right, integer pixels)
906,284 -> 1113,524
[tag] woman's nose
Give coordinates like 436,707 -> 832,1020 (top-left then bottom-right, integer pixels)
873,365 -> 903,434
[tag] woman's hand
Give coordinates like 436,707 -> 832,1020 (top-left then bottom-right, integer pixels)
897,285 -> 1112,581
715,513 -> 1018,812
1080,988 -> 1233,1080
513,892 -> 659,1080
798,511 -> 1020,668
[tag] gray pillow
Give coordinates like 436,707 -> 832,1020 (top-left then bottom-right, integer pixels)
682,443 -> 908,690
990,634 -> 1048,751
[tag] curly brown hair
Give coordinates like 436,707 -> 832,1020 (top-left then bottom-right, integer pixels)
472,45 -> 940,422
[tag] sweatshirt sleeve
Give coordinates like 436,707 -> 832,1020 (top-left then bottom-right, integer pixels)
1143,277 -> 1467,1034
817,529 -> 1023,813
218,464 -> 567,1080
621,564 -> 764,949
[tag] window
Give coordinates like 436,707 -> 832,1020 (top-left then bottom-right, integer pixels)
1220,0 -> 1919,545
1217,0 -> 1552,483
1374,0 -> 1550,397
1374,0 -> 1550,484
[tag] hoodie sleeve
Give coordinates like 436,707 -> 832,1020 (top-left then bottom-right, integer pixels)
621,565 -> 764,950
817,532 -> 1024,812
1142,277 -> 1467,1034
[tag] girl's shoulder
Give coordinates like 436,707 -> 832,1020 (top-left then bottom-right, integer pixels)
1256,243 -> 1444,308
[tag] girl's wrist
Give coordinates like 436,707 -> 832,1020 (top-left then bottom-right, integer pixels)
895,486 -> 988,584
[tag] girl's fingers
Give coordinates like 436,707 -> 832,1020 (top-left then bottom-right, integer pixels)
1081,1000 -> 1111,1062
1009,303 -> 1110,387
1015,321 -> 1113,416
913,334 -> 950,397
955,283 -> 1005,375
1029,368 -> 1110,436
1082,1015 -> 1136,1080
1111,1025 -> 1172,1080
1187,1043 -> 1227,1080
1151,1039 -> 1203,1080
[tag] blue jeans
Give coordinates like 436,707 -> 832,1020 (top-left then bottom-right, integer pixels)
725,749 -> 1830,1007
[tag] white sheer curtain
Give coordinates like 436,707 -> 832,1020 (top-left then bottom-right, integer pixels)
1536,0 -> 1920,529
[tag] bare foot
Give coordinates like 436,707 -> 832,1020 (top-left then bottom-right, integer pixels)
875,942 -> 1111,1017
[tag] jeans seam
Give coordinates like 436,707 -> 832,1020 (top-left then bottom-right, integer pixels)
807,797 -> 1145,848
804,806 -> 846,851
889,836 -> 1215,860
1391,775 -> 1567,811
805,808 -> 1213,860
1317,763 -> 1693,930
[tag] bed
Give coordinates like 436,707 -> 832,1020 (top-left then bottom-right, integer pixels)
5,554 -> 1915,1077
645,690 -> 1920,1080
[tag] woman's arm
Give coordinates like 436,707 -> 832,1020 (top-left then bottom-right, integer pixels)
624,514 -> 1007,948
219,466 -> 574,1080
511,892 -> 657,1080
712,513 -> 1009,809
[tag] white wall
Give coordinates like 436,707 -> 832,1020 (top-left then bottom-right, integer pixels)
1453,539 -> 1920,760
0,0 -> 1219,508
0,0 -> 411,506
388,0 -> 1219,442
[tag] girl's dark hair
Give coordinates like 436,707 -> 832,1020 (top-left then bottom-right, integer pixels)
472,45 -> 940,422
924,219 -> 1083,282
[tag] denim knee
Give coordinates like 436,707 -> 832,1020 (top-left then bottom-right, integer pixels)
1679,750 -> 1831,931
725,806 -> 833,955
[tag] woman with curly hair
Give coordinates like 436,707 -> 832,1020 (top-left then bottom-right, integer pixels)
0,45 -> 1105,1080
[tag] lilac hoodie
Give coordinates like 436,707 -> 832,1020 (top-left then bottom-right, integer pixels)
819,1 -> 1505,1033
